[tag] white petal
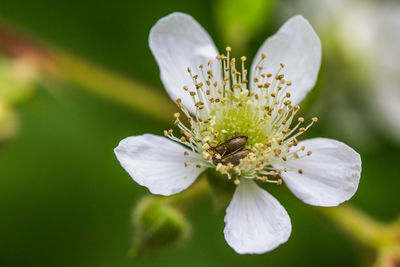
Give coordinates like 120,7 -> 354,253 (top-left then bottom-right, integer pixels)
114,134 -> 206,196
251,15 -> 321,104
149,12 -> 219,114
276,138 -> 361,207
224,179 -> 291,254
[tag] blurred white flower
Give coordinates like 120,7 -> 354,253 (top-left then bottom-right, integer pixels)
114,12 -> 361,254
340,2 -> 400,143
282,0 -> 400,143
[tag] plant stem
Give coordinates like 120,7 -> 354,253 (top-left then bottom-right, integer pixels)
47,50 -> 176,122
0,22 -> 176,122
165,176 -> 209,209
317,205 -> 400,267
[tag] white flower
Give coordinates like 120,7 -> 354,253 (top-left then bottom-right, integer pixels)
114,12 -> 361,254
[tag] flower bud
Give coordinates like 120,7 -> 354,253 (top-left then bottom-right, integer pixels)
0,57 -> 37,104
130,196 -> 190,257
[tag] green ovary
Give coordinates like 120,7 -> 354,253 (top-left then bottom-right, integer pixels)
213,103 -> 267,147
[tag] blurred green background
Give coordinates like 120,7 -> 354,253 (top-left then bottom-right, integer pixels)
0,0 -> 399,266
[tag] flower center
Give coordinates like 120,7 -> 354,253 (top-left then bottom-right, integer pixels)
164,47 -> 317,185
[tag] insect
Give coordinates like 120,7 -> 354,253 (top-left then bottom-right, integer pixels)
209,136 -> 250,166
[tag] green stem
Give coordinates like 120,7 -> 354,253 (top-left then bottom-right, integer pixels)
317,205 -> 400,267
47,50 -> 176,122
165,176 -> 209,209
317,205 -> 389,248
0,23 -> 176,122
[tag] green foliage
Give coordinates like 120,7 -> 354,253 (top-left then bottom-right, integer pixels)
214,0 -> 275,53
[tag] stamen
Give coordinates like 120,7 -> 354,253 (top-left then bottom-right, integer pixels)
164,48 -> 318,185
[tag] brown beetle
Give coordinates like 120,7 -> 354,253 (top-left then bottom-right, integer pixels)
210,136 -> 250,166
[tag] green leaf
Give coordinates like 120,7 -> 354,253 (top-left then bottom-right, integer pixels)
214,0 -> 275,53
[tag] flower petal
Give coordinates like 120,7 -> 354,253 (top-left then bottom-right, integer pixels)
114,134 -> 206,196
276,138 -> 361,207
149,12 -> 219,114
250,15 -> 321,104
224,179 -> 291,254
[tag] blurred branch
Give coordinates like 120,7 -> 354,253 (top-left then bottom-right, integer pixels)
318,205 -> 400,267
0,22 -> 176,122
165,176 -> 209,210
